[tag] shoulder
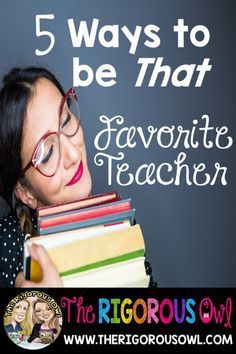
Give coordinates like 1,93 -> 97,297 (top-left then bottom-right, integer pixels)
0,211 -> 20,230
0,211 -> 21,242
4,324 -> 13,332
0,211 -> 24,287
0,209 -> 37,241
4,323 -> 22,332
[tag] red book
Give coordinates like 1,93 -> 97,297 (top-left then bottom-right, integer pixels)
37,191 -> 120,218
39,199 -> 131,229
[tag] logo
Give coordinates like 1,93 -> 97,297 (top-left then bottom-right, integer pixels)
3,291 -> 63,350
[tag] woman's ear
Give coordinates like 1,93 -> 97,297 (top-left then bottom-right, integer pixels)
14,180 -> 38,209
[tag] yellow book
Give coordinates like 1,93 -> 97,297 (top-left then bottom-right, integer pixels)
24,224 -> 145,284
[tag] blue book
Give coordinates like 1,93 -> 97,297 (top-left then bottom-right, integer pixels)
39,208 -> 136,236
37,198 -> 131,233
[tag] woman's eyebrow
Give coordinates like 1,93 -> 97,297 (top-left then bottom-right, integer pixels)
27,96 -> 63,160
34,100 -> 63,146
59,93 -> 66,118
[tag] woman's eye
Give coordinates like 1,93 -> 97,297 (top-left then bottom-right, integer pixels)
41,145 -> 54,164
62,113 -> 72,129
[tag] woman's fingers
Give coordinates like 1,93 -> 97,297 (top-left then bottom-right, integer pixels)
15,244 -> 63,287
29,244 -> 62,286
15,272 -> 24,287
29,243 -> 54,271
15,272 -> 35,288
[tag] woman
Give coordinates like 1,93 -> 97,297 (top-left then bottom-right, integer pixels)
4,299 -> 32,343
0,66 -> 156,288
28,299 -> 61,344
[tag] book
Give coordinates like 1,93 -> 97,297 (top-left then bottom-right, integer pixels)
38,198 -> 132,231
61,257 -> 149,287
24,224 -> 147,286
39,208 -> 136,236
37,219 -> 131,247
24,219 -> 132,282
24,191 -> 150,287
37,191 -> 120,218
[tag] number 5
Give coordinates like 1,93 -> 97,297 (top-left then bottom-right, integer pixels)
35,14 -> 55,56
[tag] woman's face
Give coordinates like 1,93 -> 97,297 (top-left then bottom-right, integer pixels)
12,300 -> 28,323
21,78 -> 92,207
35,302 -> 54,323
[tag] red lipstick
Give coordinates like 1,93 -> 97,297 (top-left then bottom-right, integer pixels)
66,161 -> 83,186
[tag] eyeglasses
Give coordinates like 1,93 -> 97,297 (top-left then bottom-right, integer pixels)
20,88 -> 80,178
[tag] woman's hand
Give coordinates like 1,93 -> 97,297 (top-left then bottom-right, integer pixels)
15,243 -> 63,287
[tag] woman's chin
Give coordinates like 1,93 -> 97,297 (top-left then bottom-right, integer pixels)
65,172 -> 92,203
37,166 -> 92,207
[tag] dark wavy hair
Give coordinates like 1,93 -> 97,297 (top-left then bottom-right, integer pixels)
32,298 -> 61,333
0,66 -> 65,233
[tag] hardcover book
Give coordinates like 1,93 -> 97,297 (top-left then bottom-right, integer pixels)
38,198 -> 132,231
24,192 -> 150,287
37,191 -> 120,218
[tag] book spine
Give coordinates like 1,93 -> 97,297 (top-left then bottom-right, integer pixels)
39,209 -> 135,236
40,200 -> 131,229
37,191 -> 119,217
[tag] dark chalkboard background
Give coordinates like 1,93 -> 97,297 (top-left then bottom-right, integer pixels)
0,0 -> 235,286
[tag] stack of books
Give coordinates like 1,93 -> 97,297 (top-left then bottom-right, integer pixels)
23,191 -> 150,287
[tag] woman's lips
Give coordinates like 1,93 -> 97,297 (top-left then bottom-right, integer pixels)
66,161 -> 84,186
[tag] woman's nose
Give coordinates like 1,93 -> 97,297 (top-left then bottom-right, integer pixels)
60,134 -> 80,169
